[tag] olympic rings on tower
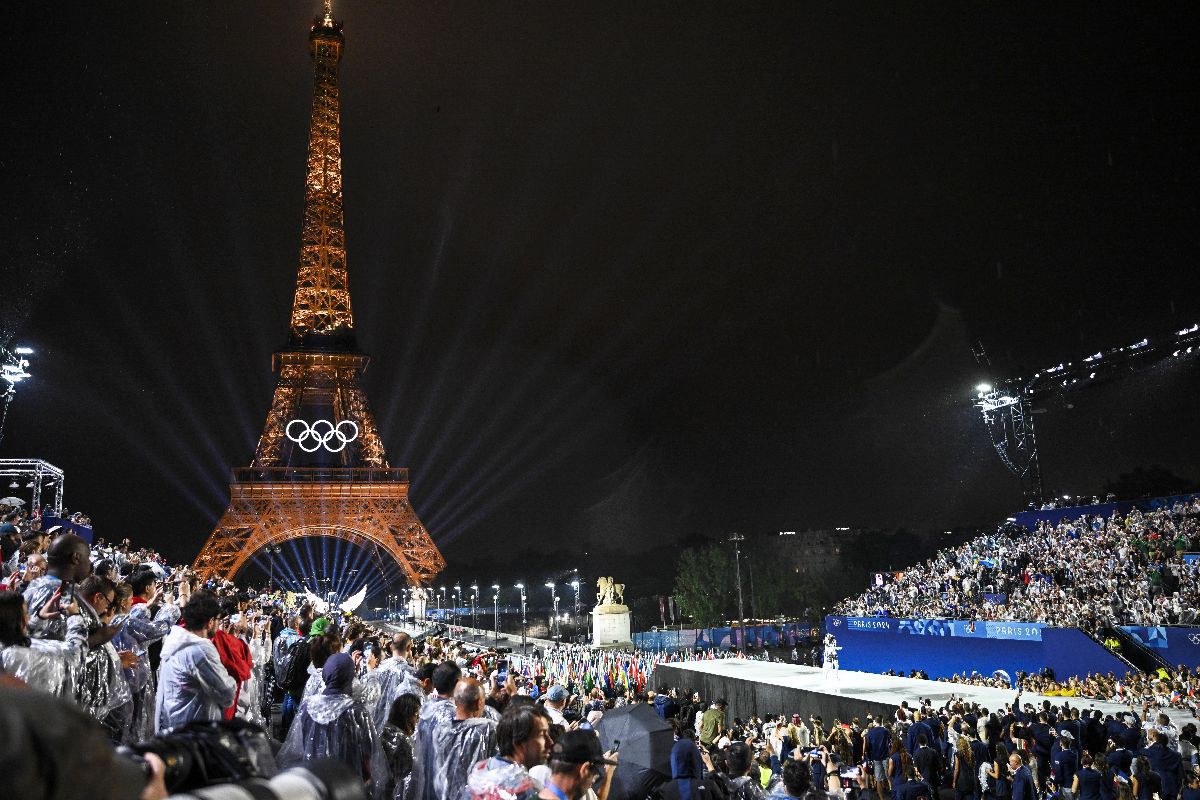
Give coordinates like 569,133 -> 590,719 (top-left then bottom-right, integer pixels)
285,419 -> 360,453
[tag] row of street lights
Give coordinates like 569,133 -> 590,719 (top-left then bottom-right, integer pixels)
389,570 -> 585,651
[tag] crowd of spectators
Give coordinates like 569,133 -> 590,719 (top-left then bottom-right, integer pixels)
834,501 -> 1200,632
0,512 -> 638,800
913,666 -> 1200,712
640,682 -> 1200,800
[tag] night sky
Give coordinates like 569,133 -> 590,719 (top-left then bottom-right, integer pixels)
3,3 -> 1199,574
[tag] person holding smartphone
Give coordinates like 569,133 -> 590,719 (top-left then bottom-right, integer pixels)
23,534 -> 94,643
0,587 -> 89,699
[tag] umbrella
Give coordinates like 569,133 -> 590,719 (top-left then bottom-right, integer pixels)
140,561 -> 167,577
992,669 -> 1012,685
596,704 -> 675,800
0,497 -> 25,506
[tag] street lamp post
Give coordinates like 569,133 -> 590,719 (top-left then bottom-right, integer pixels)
730,533 -> 746,652
516,583 -> 527,652
570,574 -> 581,642
437,586 -> 444,617
470,584 -> 479,635
265,545 -> 282,590
491,584 -> 500,642
454,584 -> 462,629
544,582 -> 556,642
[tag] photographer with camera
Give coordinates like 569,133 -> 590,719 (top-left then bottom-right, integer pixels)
154,589 -> 238,733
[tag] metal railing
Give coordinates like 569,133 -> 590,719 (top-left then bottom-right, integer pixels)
231,466 -> 409,484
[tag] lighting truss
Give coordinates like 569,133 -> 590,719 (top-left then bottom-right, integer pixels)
0,459 -> 64,516
0,344 -> 33,447
973,322 -> 1200,506
974,385 -> 1043,505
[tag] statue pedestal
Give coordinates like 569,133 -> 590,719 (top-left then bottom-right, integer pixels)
592,604 -> 632,649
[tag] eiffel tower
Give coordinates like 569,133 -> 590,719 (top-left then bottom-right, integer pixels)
193,3 -> 445,588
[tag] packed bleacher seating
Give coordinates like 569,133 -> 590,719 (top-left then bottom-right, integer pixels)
834,502 -> 1200,632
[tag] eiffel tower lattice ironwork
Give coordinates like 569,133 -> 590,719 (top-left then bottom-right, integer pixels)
192,6 -> 445,587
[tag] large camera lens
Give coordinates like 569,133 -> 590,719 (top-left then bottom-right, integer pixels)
124,736 -> 197,792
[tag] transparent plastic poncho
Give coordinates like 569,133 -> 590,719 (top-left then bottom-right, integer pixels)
0,613 -> 88,699
273,627 -> 302,686
238,635 -> 271,728
412,696 -> 457,800
432,717 -> 497,800
276,692 -> 390,799
114,602 -> 181,693
381,723 -> 416,800
22,575 -> 68,641
464,756 -> 542,800
80,640 -> 134,721
302,661 -> 369,704
364,658 -> 425,731
117,602 -> 182,744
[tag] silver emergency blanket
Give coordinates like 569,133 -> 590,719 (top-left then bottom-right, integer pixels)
432,716 -> 497,800
464,756 -> 542,800
412,696 -> 456,800
110,602 -> 181,743
364,658 -> 425,731
382,723 -> 415,800
276,693 -> 390,799
0,613 -> 88,698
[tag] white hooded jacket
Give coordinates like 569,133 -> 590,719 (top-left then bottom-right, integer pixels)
153,625 -> 237,733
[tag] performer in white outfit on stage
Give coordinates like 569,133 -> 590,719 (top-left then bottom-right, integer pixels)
822,633 -> 842,685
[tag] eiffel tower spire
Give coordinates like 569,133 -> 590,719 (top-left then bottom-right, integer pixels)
193,5 -> 446,589
290,1 -> 354,349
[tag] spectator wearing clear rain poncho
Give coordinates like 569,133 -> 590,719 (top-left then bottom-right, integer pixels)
276,651 -> 389,798
432,677 -> 498,800
364,632 -> 425,732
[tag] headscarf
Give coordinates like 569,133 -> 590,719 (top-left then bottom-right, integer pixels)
309,617 -> 331,638
670,738 -> 701,800
322,652 -> 354,696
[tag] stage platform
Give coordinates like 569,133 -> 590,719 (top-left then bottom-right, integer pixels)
653,660 -> 1189,726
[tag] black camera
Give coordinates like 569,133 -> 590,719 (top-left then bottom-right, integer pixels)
120,720 -> 366,799
119,719 -> 278,793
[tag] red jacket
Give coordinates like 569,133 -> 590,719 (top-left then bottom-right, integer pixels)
211,629 -> 253,720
